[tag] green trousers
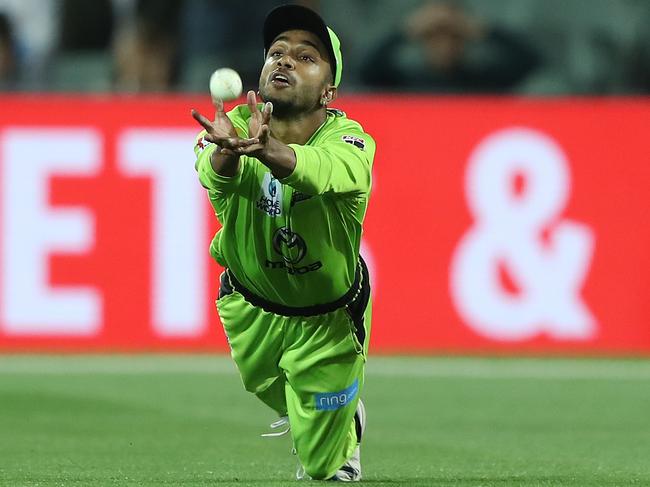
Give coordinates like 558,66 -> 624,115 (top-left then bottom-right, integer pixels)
216,274 -> 371,480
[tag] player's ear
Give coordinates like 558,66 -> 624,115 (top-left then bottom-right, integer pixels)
320,86 -> 337,107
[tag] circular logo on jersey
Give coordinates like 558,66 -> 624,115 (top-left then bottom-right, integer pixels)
272,227 -> 307,265
268,178 -> 277,198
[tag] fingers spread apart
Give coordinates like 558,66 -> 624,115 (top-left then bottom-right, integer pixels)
191,109 -> 214,132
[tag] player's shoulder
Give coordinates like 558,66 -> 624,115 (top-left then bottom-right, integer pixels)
325,108 -> 371,136
324,108 -> 375,150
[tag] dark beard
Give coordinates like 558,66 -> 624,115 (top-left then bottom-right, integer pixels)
264,97 -> 304,119
259,88 -> 320,120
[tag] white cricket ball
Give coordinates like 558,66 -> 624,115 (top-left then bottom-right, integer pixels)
209,67 -> 243,102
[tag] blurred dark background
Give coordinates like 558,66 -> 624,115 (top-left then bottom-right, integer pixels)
0,0 -> 648,95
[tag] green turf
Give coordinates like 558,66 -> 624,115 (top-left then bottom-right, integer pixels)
1,356 -> 649,486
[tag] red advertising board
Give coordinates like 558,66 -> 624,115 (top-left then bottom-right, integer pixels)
0,95 -> 648,353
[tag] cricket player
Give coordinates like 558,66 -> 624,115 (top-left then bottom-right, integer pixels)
191,4 -> 375,481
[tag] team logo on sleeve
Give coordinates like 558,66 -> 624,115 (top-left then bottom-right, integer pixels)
342,135 -> 366,151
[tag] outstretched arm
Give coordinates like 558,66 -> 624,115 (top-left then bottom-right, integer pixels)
192,91 -> 297,180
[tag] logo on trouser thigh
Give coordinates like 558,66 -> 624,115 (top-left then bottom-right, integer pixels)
315,379 -> 359,411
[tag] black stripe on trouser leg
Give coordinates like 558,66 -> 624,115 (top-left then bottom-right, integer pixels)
345,256 -> 370,349
218,271 -> 234,299
354,409 -> 363,443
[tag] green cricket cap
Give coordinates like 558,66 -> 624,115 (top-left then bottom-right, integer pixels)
263,4 -> 343,87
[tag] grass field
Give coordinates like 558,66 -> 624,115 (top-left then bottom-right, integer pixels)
1,356 -> 649,487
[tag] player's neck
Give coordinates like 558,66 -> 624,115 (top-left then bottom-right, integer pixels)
270,109 -> 327,145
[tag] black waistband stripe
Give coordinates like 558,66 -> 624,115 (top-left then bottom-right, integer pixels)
223,257 -> 369,318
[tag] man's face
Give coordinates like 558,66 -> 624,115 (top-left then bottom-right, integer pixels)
259,29 -> 334,117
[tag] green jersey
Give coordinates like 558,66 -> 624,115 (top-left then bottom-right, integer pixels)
194,104 -> 375,307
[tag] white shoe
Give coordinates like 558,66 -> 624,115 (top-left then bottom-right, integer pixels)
329,399 -> 366,482
261,416 -> 290,438
260,418 -> 309,480
295,461 -> 310,481
277,401 -> 367,481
